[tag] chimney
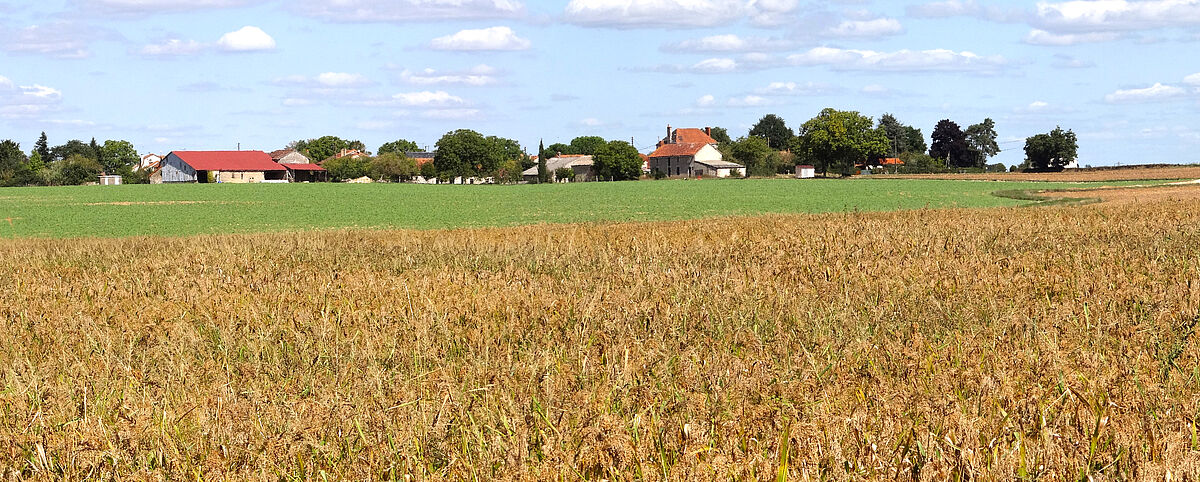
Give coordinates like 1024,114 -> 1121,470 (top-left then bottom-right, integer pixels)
705,127 -> 712,137
666,124 -> 672,143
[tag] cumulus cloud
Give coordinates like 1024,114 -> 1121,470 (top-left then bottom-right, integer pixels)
906,0 -> 1027,22
787,47 -> 1009,73
696,94 -> 716,107
1034,0 -> 1200,33
292,0 -> 523,23
392,91 -> 467,107
1104,82 -> 1188,103
1023,28 -> 1122,45
430,26 -> 530,51
661,34 -> 792,53
77,0 -> 261,15
421,108 -> 481,120
826,18 -> 904,37
757,81 -> 839,96
0,75 -> 63,119
1185,72 -> 1200,85
139,38 -> 205,57
399,65 -> 500,86
565,0 -> 750,28
217,26 -> 275,52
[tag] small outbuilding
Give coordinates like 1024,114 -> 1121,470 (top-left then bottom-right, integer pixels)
283,163 -> 328,183
692,159 -> 744,178
522,155 -> 596,182
99,175 -> 122,185
796,165 -> 816,179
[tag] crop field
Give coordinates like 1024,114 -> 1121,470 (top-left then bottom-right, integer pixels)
0,178 -> 1160,239
872,165 -> 1200,183
1,195 -> 1199,479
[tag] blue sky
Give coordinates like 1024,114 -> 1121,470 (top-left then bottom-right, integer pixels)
1,0 -> 1199,167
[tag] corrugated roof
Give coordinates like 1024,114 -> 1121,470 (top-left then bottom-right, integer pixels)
282,163 -> 326,171
694,159 -> 744,169
171,151 -> 285,171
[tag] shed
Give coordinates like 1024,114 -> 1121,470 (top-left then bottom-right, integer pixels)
99,175 -> 122,185
282,163 -> 328,183
522,155 -> 595,182
160,151 -> 287,183
796,165 -> 816,179
693,159 -> 745,178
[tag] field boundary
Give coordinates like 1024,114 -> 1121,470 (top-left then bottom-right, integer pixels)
992,188 -> 1103,207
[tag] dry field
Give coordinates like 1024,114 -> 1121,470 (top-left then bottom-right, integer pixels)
872,165 -> 1200,182
1040,181 -> 1200,206
2,200 -> 1199,480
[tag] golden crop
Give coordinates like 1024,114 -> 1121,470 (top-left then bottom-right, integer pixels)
1,200 -> 1198,480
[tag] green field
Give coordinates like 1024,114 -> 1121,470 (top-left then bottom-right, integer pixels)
0,178 -> 1142,239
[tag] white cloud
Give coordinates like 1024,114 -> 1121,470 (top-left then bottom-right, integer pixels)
1023,28 -> 1121,45
1034,0 -> 1200,33
139,38 -> 205,56
292,0 -> 523,22
906,0 -> 1027,21
580,117 -> 604,126
1184,73 -> 1200,85
78,0 -> 261,14
315,72 -> 370,87
727,95 -> 770,107
696,94 -> 716,106
282,98 -> 315,107
217,26 -> 275,52
564,0 -> 746,28
399,65 -> 500,86
0,75 -> 63,119
0,22 -> 114,59
1104,82 -> 1188,103
691,58 -> 738,73
430,26 -> 530,51
826,18 -> 904,37
662,34 -> 791,52
758,81 -> 838,96
392,91 -> 466,107
1051,53 -> 1095,68
787,47 -> 1009,73
421,108 -> 481,120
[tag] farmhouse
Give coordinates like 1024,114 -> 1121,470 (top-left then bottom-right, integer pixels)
159,151 -> 287,183
522,155 -> 596,182
648,126 -> 743,178
271,149 -> 327,182
140,153 -> 163,171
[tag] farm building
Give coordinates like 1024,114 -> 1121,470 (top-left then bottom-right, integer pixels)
140,153 -> 163,171
648,126 -> 742,178
270,149 -> 312,165
521,155 -> 596,183
99,175 -> 122,185
406,152 -> 435,168
796,165 -> 816,179
282,163 -> 327,183
159,151 -> 287,183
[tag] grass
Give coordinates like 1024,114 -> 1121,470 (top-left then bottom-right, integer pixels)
0,178 -> 1165,239
1,199 -> 1198,479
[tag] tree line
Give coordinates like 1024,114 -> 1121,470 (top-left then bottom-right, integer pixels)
0,132 -> 145,187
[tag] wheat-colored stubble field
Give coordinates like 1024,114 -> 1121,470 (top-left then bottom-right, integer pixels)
1,199 -> 1198,480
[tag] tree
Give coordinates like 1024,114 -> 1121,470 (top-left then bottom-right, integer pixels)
369,153 -> 417,181
0,140 -> 28,186
709,127 -> 732,144
347,140 -> 366,152
592,140 -> 642,181
536,140 -> 549,184
878,114 -> 927,157
965,118 -> 1000,168
1024,127 -> 1078,171
749,114 -> 793,150
568,136 -> 607,156
377,139 -> 421,156
54,154 -> 102,185
306,136 -> 351,162
101,140 -> 139,175
323,155 -> 371,181
902,126 -> 927,154
792,108 -> 888,177
547,143 -> 572,156
929,120 -> 972,168
35,132 -> 50,163
28,151 -> 45,173
488,136 -> 526,172
50,140 -> 93,162
433,129 -> 502,181
728,136 -> 774,177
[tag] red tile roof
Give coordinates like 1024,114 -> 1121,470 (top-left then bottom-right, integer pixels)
649,142 -> 707,158
171,151 -> 285,171
282,163 -> 326,171
673,128 -> 718,145
881,157 -> 904,165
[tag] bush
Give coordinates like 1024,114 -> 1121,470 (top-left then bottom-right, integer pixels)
554,167 -> 574,182
324,156 -> 372,182
369,153 -> 417,182
54,154 -> 102,185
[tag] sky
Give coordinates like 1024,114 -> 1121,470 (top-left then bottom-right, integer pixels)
1,0 -> 1199,167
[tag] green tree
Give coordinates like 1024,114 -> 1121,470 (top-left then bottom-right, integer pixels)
709,127 -> 732,144
1024,126 -> 1078,171
894,151 -> 949,174
568,136 -> 607,156
347,140 -> 366,152
488,136 -> 526,172
433,129 -> 501,181
0,140 -> 28,187
369,153 -> 417,181
323,155 -> 372,181
792,108 -> 888,177
929,119 -> 972,168
101,140 -> 139,175
536,140 -> 549,184
728,136 -> 774,177
592,140 -> 642,181
50,139 -> 93,162
35,132 -> 50,163
877,114 -> 906,157
306,136 -> 351,163
55,154 -> 102,185
547,143 -> 572,156
903,126 -> 927,154
28,151 -> 45,173
749,114 -> 793,150
965,118 -> 1000,168
377,139 -> 421,156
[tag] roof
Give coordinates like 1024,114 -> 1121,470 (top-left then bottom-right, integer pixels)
270,149 -> 296,159
170,151 -> 286,171
406,151 -> 435,158
673,128 -> 718,145
521,155 -> 594,176
649,142 -> 708,158
797,165 -> 815,169
142,153 -> 162,159
881,157 -> 904,165
282,163 -> 326,171
694,159 -> 744,169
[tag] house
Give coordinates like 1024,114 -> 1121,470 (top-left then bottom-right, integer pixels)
406,152 -> 436,167
331,149 -> 369,160
648,125 -> 743,178
159,151 -> 287,183
521,155 -> 596,183
270,149 -> 312,165
140,153 -> 163,171
795,165 -> 816,179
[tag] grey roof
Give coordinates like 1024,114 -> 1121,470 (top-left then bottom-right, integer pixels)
522,155 -> 594,176
694,159 -> 745,169
406,151 -> 435,158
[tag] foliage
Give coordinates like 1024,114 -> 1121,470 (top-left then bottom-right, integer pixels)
536,140 -> 550,184
369,153 -> 418,182
306,136 -> 351,162
50,139 -> 92,162
100,140 -> 139,175
878,113 -> 927,156
323,155 -> 372,181
35,132 -> 50,163
930,120 -> 972,168
709,127 -> 732,144
793,108 -> 888,176
419,160 -> 437,179
27,151 -> 45,173
488,136 -> 526,171
749,114 -> 794,150
547,143 -> 572,156
592,140 -> 642,181
554,167 -> 574,182
965,118 -> 1000,168
728,136 -> 775,177
0,140 -> 29,187
54,154 -> 103,185
568,136 -> 607,156
1024,127 -> 1079,171
377,139 -> 421,156
433,130 -> 520,181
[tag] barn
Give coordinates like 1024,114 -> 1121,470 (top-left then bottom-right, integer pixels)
160,151 -> 287,183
